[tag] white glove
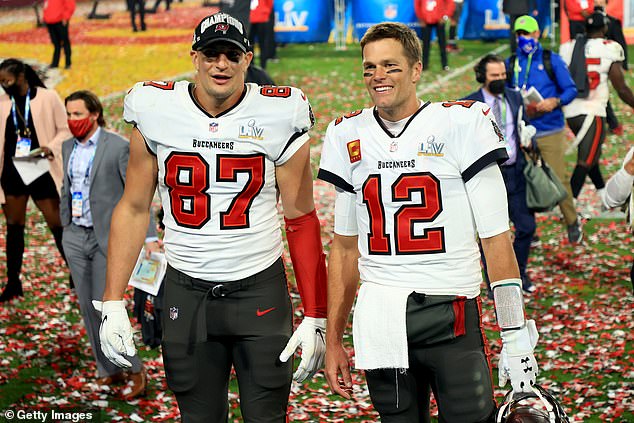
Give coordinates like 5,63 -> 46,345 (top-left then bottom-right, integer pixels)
278,317 -> 326,382
92,300 -> 136,368
499,319 -> 539,393
518,121 -> 537,149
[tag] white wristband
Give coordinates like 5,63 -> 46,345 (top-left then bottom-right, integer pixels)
491,278 -> 525,330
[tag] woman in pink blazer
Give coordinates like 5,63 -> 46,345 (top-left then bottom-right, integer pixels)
0,58 -> 71,301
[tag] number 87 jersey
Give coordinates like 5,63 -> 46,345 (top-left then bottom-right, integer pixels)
318,101 -> 509,297
124,81 -> 314,282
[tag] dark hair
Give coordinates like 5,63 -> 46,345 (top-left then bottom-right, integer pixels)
0,58 -> 46,89
65,90 -> 106,127
585,10 -> 610,34
474,54 -> 505,83
360,22 -> 422,67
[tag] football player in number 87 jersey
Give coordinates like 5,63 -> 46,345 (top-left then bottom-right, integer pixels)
94,12 -> 327,422
320,22 -> 540,421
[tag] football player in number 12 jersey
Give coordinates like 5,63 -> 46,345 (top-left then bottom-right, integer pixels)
94,12 -> 327,422
320,22 -> 540,421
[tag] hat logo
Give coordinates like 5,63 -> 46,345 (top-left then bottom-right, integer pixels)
215,23 -> 230,33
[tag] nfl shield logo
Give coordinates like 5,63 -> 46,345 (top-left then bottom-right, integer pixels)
209,122 -> 218,133
169,306 -> 179,320
384,4 -> 397,20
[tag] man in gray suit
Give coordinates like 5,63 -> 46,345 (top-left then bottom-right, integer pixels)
61,90 -> 158,399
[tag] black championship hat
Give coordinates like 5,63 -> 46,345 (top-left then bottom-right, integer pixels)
192,13 -> 250,52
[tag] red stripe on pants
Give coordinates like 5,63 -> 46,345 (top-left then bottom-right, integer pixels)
586,116 -> 603,166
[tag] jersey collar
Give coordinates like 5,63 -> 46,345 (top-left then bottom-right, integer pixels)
187,83 -> 248,118
372,101 -> 431,138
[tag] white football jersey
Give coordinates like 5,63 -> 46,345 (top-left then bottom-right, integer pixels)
124,81 -> 313,281
318,100 -> 509,297
560,38 -> 625,117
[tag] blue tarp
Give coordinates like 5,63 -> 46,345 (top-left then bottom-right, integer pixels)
350,0 -> 421,39
462,0 -> 552,40
273,0 -> 334,43
271,0 -> 552,43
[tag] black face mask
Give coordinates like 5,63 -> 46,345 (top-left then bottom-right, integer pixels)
2,83 -> 21,98
487,79 -> 506,95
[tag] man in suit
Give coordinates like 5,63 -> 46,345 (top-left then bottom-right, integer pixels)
463,54 -> 537,295
61,90 -> 158,399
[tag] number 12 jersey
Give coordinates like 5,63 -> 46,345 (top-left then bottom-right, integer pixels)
318,101 -> 509,297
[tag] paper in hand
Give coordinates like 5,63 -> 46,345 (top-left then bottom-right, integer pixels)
12,154 -> 50,185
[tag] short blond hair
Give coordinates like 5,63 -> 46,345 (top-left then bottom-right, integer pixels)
360,22 -> 422,66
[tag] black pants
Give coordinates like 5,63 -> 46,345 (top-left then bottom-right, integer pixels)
151,0 -> 170,11
365,296 -> 495,423
606,100 -> 619,130
508,15 -> 521,52
249,11 -> 275,69
569,20 -> 586,38
422,24 -> 448,69
46,22 -> 71,68
567,115 -> 607,198
220,0 -> 251,36
161,258 -> 293,422
127,0 -> 146,31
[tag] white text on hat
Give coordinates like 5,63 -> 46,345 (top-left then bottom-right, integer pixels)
200,13 -> 244,35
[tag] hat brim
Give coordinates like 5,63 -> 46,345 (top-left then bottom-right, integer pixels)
193,38 -> 247,53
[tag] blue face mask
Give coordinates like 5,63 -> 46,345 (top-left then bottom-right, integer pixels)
517,36 -> 538,54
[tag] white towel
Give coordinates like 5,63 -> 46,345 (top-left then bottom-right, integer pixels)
352,282 -> 412,370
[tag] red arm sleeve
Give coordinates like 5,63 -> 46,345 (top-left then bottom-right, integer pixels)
284,209 -> 327,318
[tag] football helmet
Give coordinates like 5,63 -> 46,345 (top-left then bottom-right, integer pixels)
496,384 -> 570,423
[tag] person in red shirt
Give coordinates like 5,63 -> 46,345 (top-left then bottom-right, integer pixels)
414,0 -> 455,71
565,0 -> 594,37
43,0 -> 75,69
249,0 -> 275,69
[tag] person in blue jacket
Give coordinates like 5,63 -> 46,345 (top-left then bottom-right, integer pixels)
506,15 -> 583,244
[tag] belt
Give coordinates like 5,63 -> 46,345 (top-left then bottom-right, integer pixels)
186,274 -> 252,355
168,259 -> 283,355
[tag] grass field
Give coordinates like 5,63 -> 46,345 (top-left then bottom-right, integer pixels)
0,5 -> 633,421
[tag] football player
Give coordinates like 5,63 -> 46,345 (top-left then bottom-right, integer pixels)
560,10 -> 634,199
320,22 -> 539,421
93,12 -> 327,422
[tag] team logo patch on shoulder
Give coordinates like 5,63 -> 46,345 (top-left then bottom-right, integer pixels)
169,306 -> 179,321
239,119 -> 264,140
347,140 -> 362,163
418,135 -> 445,157
491,120 -> 505,143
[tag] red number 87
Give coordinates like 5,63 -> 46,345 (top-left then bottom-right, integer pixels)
164,152 -> 265,230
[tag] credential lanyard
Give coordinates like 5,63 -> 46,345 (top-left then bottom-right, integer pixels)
69,143 -> 96,186
10,88 -> 30,137
514,53 -> 534,91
